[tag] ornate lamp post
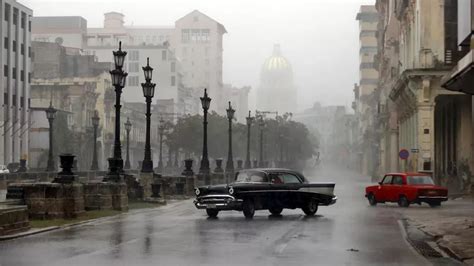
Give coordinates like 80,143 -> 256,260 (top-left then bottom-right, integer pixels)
107,41 -> 128,178
157,118 -> 165,173
141,58 -> 156,173
124,117 -> 132,169
199,89 -> 211,175
90,110 -> 100,170
258,115 -> 265,167
225,101 -> 235,175
45,101 -> 57,172
244,111 -> 254,169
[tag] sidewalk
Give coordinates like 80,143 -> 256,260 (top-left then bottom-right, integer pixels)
402,196 -> 474,264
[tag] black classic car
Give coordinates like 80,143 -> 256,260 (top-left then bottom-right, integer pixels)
194,168 -> 337,218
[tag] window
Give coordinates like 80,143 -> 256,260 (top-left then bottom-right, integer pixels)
236,171 -> 267,183
129,50 -> 139,61
4,65 -> 8,77
171,62 -> 176,72
201,29 -> 210,42
28,46 -> 31,58
28,72 -> 31,83
191,29 -> 200,42
20,96 -> 24,107
382,175 -> 392,184
128,62 -> 139,72
162,50 -> 167,60
128,76 -> 139,86
28,21 -> 31,32
279,173 -> 301,184
20,44 -> 24,55
21,13 -> 25,29
12,94 -> 16,106
12,9 -> 17,25
4,93 -> 8,105
171,76 -> 176,86
20,70 -> 24,81
4,4 -> 10,22
12,67 -> 16,79
392,176 -> 403,185
407,176 -> 434,185
4,37 -> 8,49
12,40 -> 16,52
181,29 -> 190,43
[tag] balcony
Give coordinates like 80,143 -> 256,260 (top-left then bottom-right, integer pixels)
442,50 -> 474,94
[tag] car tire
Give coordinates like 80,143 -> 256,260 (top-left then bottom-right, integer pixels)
429,202 -> 441,208
206,209 -> 219,218
242,199 -> 255,219
302,199 -> 318,216
368,193 -> 377,206
398,196 -> 410,207
269,207 -> 283,216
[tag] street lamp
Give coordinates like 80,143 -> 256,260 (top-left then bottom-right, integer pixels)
141,57 -> 156,173
245,110 -> 254,169
124,117 -> 132,169
258,115 -> 265,167
225,101 -> 235,175
90,110 -> 100,170
45,101 -> 57,172
107,41 -> 128,179
158,118 -> 165,173
199,88 -> 211,175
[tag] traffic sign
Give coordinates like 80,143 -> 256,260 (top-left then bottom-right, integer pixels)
399,149 -> 409,160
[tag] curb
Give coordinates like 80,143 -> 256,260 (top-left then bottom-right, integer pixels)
0,200 -> 178,241
0,226 -> 59,241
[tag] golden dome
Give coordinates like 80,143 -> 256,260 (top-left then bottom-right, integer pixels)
262,44 -> 292,72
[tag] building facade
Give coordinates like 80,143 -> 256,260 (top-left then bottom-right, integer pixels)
31,16 -> 87,49
358,0 -> 474,192
0,0 -> 32,167
355,5 -> 380,176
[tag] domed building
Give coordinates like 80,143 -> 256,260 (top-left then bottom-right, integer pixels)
258,44 -> 297,113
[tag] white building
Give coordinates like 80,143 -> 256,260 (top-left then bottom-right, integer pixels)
0,0 -> 32,166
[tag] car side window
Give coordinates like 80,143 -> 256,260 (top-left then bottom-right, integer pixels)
382,175 -> 392,184
392,176 -> 403,185
279,173 -> 301,184
270,174 -> 283,184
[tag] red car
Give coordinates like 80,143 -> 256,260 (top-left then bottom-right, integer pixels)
365,173 -> 448,207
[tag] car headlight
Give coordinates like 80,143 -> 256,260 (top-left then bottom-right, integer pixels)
228,186 -> 234,195
195,188 -> 200,196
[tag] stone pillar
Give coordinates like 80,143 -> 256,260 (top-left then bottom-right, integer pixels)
390,129 -> 399,172
417,103 -> 435,172
110,182 -> 128,211
182,159 -> 195,196
139,172 -> 153,199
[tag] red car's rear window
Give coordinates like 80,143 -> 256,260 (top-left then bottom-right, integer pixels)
407,176 -> 434,185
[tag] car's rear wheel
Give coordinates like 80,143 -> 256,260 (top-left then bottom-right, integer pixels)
269,207 -> 283,216
242,199 -> 255,219
368,193 -> 377,206
398,196 -> 410,207
429,202 -> 441,208
206,209 -> 219,218
302,199 -> 318,216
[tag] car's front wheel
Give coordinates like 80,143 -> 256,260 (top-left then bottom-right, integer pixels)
302,199 -> 318,216
398,196 -> 410,207
242,199 -> 255,219
206,209 -> 219,218
269,207 -> 283,216
368,193 -> 377,206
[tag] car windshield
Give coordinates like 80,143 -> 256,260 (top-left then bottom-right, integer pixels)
235,171 -> 268,183
407,176 -> 434,185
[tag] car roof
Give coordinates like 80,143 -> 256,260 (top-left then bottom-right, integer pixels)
385,172 -> 431,176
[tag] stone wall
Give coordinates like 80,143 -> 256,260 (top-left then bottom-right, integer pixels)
0,205 -> 30,236
8,182 -> 85,219
83,182 -> 113,210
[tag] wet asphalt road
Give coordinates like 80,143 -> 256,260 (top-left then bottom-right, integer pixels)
0,166 -> 427,266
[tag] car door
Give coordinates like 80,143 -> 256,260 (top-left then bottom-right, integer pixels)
278,172 -> 302,206
377,175 -> 393,202
389,175 -> 404,202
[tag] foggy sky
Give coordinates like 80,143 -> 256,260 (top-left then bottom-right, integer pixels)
23,0 -> 375,112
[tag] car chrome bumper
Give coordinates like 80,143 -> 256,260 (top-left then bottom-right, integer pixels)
194,194 -> 243,210
329,196 -> 337,205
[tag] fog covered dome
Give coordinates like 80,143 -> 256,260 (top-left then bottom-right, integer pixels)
258,44 -> 297,113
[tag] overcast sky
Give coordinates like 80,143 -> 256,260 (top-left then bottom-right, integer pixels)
23,0 -> 375,112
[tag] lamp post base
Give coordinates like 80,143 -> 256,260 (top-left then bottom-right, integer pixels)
104,158 -> 124,182
141,160 -> 153,173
